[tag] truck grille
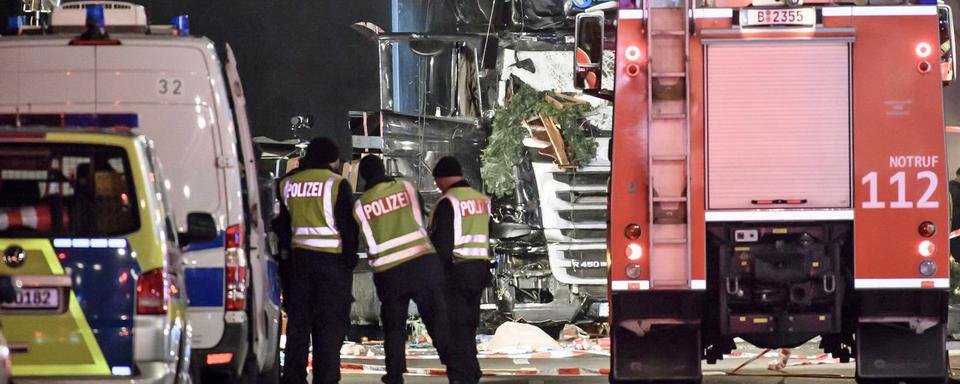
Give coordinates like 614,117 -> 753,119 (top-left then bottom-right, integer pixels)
562,248 -> 608,279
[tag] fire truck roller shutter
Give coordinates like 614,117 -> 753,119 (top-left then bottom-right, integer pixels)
705,41 -> 852,210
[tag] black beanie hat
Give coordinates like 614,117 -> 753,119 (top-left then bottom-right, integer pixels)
358,155 -> 386,182
432,156 -> 462,178
303,136 -> 340,166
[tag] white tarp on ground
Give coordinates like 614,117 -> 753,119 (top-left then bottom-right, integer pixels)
487,322 -> 562,353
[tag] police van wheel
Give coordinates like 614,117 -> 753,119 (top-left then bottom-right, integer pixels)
258,320 -> 282,384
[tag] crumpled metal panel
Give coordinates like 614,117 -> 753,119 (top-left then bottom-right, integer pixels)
509,0 -> 572,31
378,111 -> 487,207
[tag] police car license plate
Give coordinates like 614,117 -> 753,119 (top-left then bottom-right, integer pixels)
741,8 -> 815,27
2,288 -> 60,310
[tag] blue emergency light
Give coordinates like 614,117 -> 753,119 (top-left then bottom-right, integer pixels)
85,4 -> 106,28
172,15 -> 190,36
5,16 -> 24,34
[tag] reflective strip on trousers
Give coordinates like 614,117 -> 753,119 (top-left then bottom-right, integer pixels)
455,234 -> 488,246
454,247 -> 488,258
293,238 -> 342,249
369,243 -> 432,268
294,226 -> 338,236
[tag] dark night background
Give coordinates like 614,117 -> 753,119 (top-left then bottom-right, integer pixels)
1,0 -> 396,154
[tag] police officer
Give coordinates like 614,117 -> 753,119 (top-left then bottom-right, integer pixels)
429,157 -> 491,384
276,137 -> 359,384
354,155 -> 460,384
273,160 -> 337,383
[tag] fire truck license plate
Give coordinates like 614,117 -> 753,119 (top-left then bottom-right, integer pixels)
741,8 -> 815,27
2,288 -> 60,310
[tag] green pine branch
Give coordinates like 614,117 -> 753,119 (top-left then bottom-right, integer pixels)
481,85 -> 598,197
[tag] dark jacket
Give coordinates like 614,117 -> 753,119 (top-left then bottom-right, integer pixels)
273,165 -> 359,270
950,179 -> 960,231
429,180 -> 492,292
362,176 -> 445,299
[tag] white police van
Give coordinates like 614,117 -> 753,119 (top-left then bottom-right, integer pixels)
0,2 -> 282,382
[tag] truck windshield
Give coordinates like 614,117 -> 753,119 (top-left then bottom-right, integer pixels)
0,143 -> 140,238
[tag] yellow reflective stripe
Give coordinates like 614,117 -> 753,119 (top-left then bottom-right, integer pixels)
293,238 -> 342,248
370,230 -> 428,255
7,240 -> 109,377
354,199 -> 379,251
454,247 -> 489,258
402,181 -> 425,227
444,194 -> 464,243
322,177 -> 337,231
294,226 -> 338,236
456,234 -> 488,246
370,243 -> 432,268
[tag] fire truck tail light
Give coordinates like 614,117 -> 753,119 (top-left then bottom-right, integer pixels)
626,243 -> 643,261
916,42 -> 933,58
625,224 -> 642,240
918,240 -> 935,257
625,45 -> 643,61
919,260 -> 937,276
625,264 -> 643,279
919,221 -> 937,237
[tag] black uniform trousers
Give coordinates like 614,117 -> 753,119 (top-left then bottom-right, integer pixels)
374,255 -> 458,384
444,261 -> 489,384
282,248 -> 354,384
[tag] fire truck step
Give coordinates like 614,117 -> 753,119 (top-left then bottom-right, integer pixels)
652,30 -> 687,37
652,155 -> 687,161
653,197 -> 687,202
652,72 -> 686,78
653,238 -> 688,244
652,113 -> 686,120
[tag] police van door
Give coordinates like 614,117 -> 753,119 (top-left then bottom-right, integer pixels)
223,43 -> 282,370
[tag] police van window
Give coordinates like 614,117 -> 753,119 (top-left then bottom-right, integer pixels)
0,144 -> 140,237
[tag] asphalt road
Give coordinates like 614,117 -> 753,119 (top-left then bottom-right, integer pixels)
338,342 -> 960,383
340,350 -> 861,383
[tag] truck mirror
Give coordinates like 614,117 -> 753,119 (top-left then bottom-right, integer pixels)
939,5 -> 956,84
574,12 -> 604,90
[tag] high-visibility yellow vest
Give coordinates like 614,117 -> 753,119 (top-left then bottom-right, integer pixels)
354,180 -> 434,272
429,186 -> 491,262
281,169 -> 343,253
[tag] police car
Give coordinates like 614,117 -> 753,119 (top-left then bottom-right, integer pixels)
1,3 -> 282,382
0,118 -> 191,383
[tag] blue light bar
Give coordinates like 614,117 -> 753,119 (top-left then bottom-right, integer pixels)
0,113 -> 140,129
172,15 -> 190,36
64,114 -> 139,128
6,16 -> 24,34
86,4 -> 105,28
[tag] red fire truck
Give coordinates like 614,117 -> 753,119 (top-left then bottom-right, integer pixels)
574,0 -> 958,382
